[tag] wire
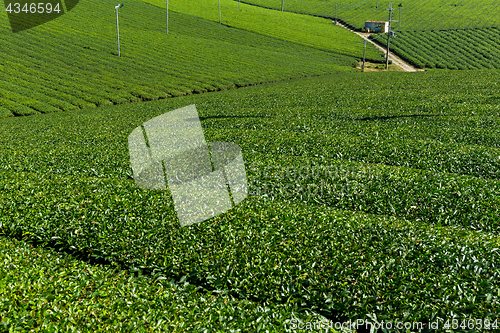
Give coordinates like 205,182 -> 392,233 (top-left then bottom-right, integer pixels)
337,0 -> 369,9
117,10 -> 372,58
1,0 -> 383,59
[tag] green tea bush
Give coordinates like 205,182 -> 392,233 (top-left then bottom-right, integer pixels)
1,70 -> 500,326
242,0 -> 500,31
0,0 -> 359,116
377,28 -> 500,70
144,0 -> 382,61
0,106 -> 13,118
0,237 -> 323,332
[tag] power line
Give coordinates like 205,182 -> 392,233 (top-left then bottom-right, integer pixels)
398,3 -> 402,32
362,39 -> 366,69
115,3 -> 124,56
337,0 -> 369,9
335,4 -> 337,25
385,2 -> 395,69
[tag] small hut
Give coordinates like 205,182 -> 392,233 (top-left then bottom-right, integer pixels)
364,21 -> 389,33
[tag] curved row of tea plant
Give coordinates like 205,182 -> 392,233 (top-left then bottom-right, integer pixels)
1,70 -> 500,325
376,27 -> 500,70
3,71 -> 500,181
139,0 -> 382,61
1,171 -> 499,327
0,0 -> 358,117
0,236 -> 324,331
241,0 -> 500,31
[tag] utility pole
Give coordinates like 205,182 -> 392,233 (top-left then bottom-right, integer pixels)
385,2 -> 393,69
239,0 -> 241,11
376,0 -> 378,8
115,4 -> 123,56
362,39 -> 366,70
219,0 -> 221,24
398,3 -> 402,32
166,0 -> 169,33
281,0 -> 284,11
335,4 -> 337,25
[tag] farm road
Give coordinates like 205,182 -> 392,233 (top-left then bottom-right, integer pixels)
335,21 -> 422,72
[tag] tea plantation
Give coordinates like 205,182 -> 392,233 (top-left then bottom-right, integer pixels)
1,69 -> 500,330
242,0 -> 500,31
375,27 -> 500,70
0,0 -> 376,117
142,0 -> 381,61
235,0 -> 500,71
0,236 -> 325,331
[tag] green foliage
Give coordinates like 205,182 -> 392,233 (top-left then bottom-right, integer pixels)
377,28 -> 500,70
1,70 -> 500,327
143,0 -> 382,61
0,237 -> 324,331
0,0 -> 358,116
242,0 -> 500,31
0,107 -> 13,118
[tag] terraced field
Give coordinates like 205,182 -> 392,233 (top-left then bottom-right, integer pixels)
143,0 -> 381,61
0,236 -> 324,331
242,0 -> 500,31
1,70 -> 500,330
0,0 -> 365,117
376,27 -> 500,70
2,0 -> 500,329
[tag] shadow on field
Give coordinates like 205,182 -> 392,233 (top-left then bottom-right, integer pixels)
184,115 -> 273,122
356,114 -> 440,121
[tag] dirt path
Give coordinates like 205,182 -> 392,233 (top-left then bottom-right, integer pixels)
335,21 -> 423,72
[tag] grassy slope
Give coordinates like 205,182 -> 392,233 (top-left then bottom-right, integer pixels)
375,28 -> 500,70
241,0 -> 500,31
0,236 -> 326,332
1,70 -> 500,328
0,0 -> 357,117
141,0 -> 382,61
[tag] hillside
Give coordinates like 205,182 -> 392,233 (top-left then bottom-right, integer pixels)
2,0 -> 500,330
230,0 -> 500,71
0,236 -> 324,331
376,27 -> 500,69
1,70 -> 499,329
0,0 -> 362,117
142,0 -> 382,61
242,0 -> 500,31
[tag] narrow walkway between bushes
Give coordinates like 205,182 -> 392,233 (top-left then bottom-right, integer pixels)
335,21 -> 422,72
